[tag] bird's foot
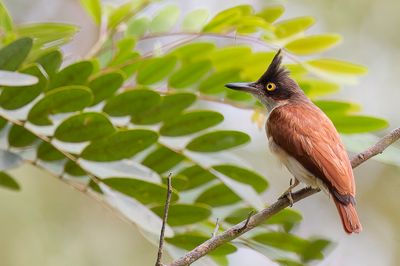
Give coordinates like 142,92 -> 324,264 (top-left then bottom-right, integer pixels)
278,189 -> 294,207
278,178 -> 299,207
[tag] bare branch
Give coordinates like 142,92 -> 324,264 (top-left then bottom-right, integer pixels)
350,127 -> 400,168
156,173 -> 173,266
168,127 -> 400,266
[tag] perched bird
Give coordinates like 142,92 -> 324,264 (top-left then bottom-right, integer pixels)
225,50 -> 362,234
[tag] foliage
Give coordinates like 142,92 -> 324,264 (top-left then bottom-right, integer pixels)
0,1 -> 394,265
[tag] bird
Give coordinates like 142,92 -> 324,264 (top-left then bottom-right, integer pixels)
225,50 -> 362,234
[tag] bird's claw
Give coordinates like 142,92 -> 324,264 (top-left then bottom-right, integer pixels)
278,190 -> 294,207
278,178 -> 296,207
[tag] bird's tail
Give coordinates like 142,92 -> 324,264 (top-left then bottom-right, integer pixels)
333,199 -> 362,234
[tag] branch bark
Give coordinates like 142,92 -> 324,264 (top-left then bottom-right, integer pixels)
168,127 -> 400,266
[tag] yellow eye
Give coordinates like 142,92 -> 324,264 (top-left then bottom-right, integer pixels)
266,82 -> 276,91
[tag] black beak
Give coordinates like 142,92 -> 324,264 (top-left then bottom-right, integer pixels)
225,82 -> 258,94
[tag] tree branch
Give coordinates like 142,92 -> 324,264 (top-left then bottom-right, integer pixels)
156,173 -> 173,266
168,127 -> 400,266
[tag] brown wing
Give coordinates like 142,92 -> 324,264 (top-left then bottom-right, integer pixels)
267,102 -> 355,203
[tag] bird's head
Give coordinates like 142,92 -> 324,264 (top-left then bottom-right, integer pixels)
225,50 -> 305,111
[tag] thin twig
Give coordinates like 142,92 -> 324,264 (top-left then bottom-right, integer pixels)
350,127 -> 400,168
168,127 -> 400,266
156,173 -> 173,266
212,218 -> 220,238
236,211 -> 254,233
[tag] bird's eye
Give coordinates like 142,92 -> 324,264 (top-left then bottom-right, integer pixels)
266,82 -> 276,91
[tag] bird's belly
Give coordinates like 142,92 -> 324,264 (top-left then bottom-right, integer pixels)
268,137 -> 328,193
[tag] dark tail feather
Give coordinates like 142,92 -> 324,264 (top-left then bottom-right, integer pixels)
333,199 -> 362,234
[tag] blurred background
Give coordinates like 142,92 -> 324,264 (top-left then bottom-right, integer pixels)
1,0 -> 399,265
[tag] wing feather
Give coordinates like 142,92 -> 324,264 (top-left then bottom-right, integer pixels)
267,103 -> 355,199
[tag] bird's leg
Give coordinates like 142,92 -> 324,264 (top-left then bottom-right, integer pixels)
278,178 -> 300,207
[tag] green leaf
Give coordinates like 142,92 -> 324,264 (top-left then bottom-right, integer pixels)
274,16 -> 315,39
196,183 -> 240,206
307,58 -> 367,76
88,71 -> 124,105
17,23 -> 78,56
103,89 -> 161,116
0,149 -> 23,170
150,5 -> 180,33
55,112 -> 115,142
80,0 -> 102,25
0,172 -> 20,191
256,5 -> 284,23
213,168 -> 264,211
199,69 -> 241,94
136,56 -> 177,85
151,203 -> 211,226
253,232 -> 308,254
211,255 -> 229,266
265,209 -> 303,231
142,146 -> 185,174
213,165 -> 268,193
109,37 -> 138,67
226,90 -> 254,102
240,52 -> 275,80
0,70 -> 38,87
64,160 -> 86,176
0,117 -> 6,131
161,174 -> 188,191
0,37 -> 32,71
168,60 -> 212,89
224,207 -> 254,224
285,34 -> 342,55
108,1 -> 146,30
49,61 -> 93,90
170,42 -> 215,63
35,50 -> 63,77
186,130 -> 250,152
167,232 -> 237,256
107,3 -> 132,30
28,86 -> 93,125
0,2 -> 14,35
275,259 -> 305,266
314,100 -> 360,115
102,177 -> 178,205
330,115 -> 389,133
17,23 -> 78,44
237,15 -> 273,34
0,64 -> 47,110
8,124 -> 37,148
37,142 -> 64,161
253,233 -> 330,261
182,9 -> 209,32
301,239 -> 331,262
211,46 -> 252,71
81,129 -> 158,161
126,17 -> 150,37
203,5 -> 252,33
298,78 -> 339,99
160,111 -> 223,137
177,165 -> 217,191
131,93 -> 196,125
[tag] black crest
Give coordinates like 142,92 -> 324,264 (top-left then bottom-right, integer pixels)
257,49 -> 290,84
